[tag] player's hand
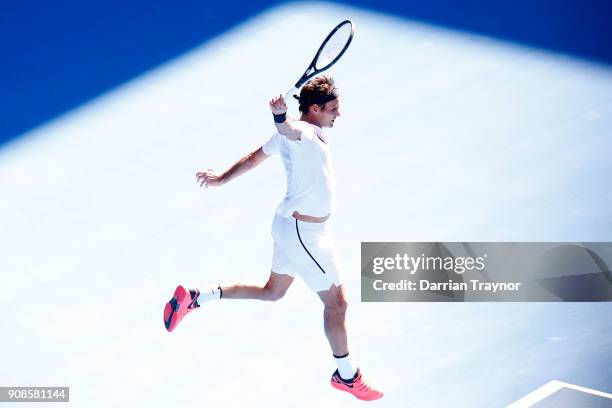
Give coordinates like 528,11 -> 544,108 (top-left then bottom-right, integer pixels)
196,169 -> 224,188
269,94 -> 287,115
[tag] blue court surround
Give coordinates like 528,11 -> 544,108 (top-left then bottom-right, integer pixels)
1,0 -> 612,146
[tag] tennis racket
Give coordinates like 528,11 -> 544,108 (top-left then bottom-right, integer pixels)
285,20 -> 355,100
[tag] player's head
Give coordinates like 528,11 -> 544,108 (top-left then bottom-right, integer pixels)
296,76 -> 341,128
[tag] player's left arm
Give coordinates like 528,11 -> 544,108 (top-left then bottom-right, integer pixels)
196,147 -> 268,188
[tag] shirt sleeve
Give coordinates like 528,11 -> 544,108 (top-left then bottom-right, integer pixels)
262,132 -> 283,156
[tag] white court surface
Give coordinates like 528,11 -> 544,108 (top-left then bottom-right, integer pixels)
1,2 -> 612,407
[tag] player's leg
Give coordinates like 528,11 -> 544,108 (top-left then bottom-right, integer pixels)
318,284 -> 383,401
317,283 -> 349,358
163,271 -> 293,332
286,219 -> 356,379
220,271 -> 294,301
164,214 -> 297,332
318,284 -> 355,381
284,219 -> 359,383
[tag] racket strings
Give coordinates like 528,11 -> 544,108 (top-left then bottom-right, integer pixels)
315,23 -> 352,70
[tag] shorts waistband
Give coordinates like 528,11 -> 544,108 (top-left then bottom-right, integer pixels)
292,211 -> 329,223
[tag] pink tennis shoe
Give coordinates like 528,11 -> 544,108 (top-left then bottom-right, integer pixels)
163,285 -> 200,332
331,368 -> 383,401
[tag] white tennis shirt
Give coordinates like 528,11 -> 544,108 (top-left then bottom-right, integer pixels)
262,121 -> 338,218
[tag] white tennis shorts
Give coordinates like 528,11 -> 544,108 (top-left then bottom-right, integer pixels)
271,214 -> 342,292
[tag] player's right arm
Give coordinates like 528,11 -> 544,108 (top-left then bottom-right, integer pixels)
196,147 -> 268,188
269,94 -> 303,141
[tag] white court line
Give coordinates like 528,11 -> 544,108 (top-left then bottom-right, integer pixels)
507,380 -> 612,407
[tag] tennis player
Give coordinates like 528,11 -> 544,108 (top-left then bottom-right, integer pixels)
163,76 -> 382,401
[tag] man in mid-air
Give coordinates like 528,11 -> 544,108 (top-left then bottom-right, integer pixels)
163,76 -> 383,401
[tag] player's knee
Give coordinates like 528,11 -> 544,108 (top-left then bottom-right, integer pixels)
262,284 -> 288,301
325,296 -> 348,316
336,298 -> 348,316
267,289 -> 287,301
338,297 -> 348,314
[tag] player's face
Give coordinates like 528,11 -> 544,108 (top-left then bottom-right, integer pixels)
320,98 -> 341,128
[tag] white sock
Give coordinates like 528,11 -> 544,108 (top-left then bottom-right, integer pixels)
334,353 -> 356,380
197,284 -> 222,305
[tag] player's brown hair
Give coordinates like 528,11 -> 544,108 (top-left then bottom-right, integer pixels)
297,76 -> 338,114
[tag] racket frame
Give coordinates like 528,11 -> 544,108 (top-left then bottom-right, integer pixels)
285,20 -> 354,100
